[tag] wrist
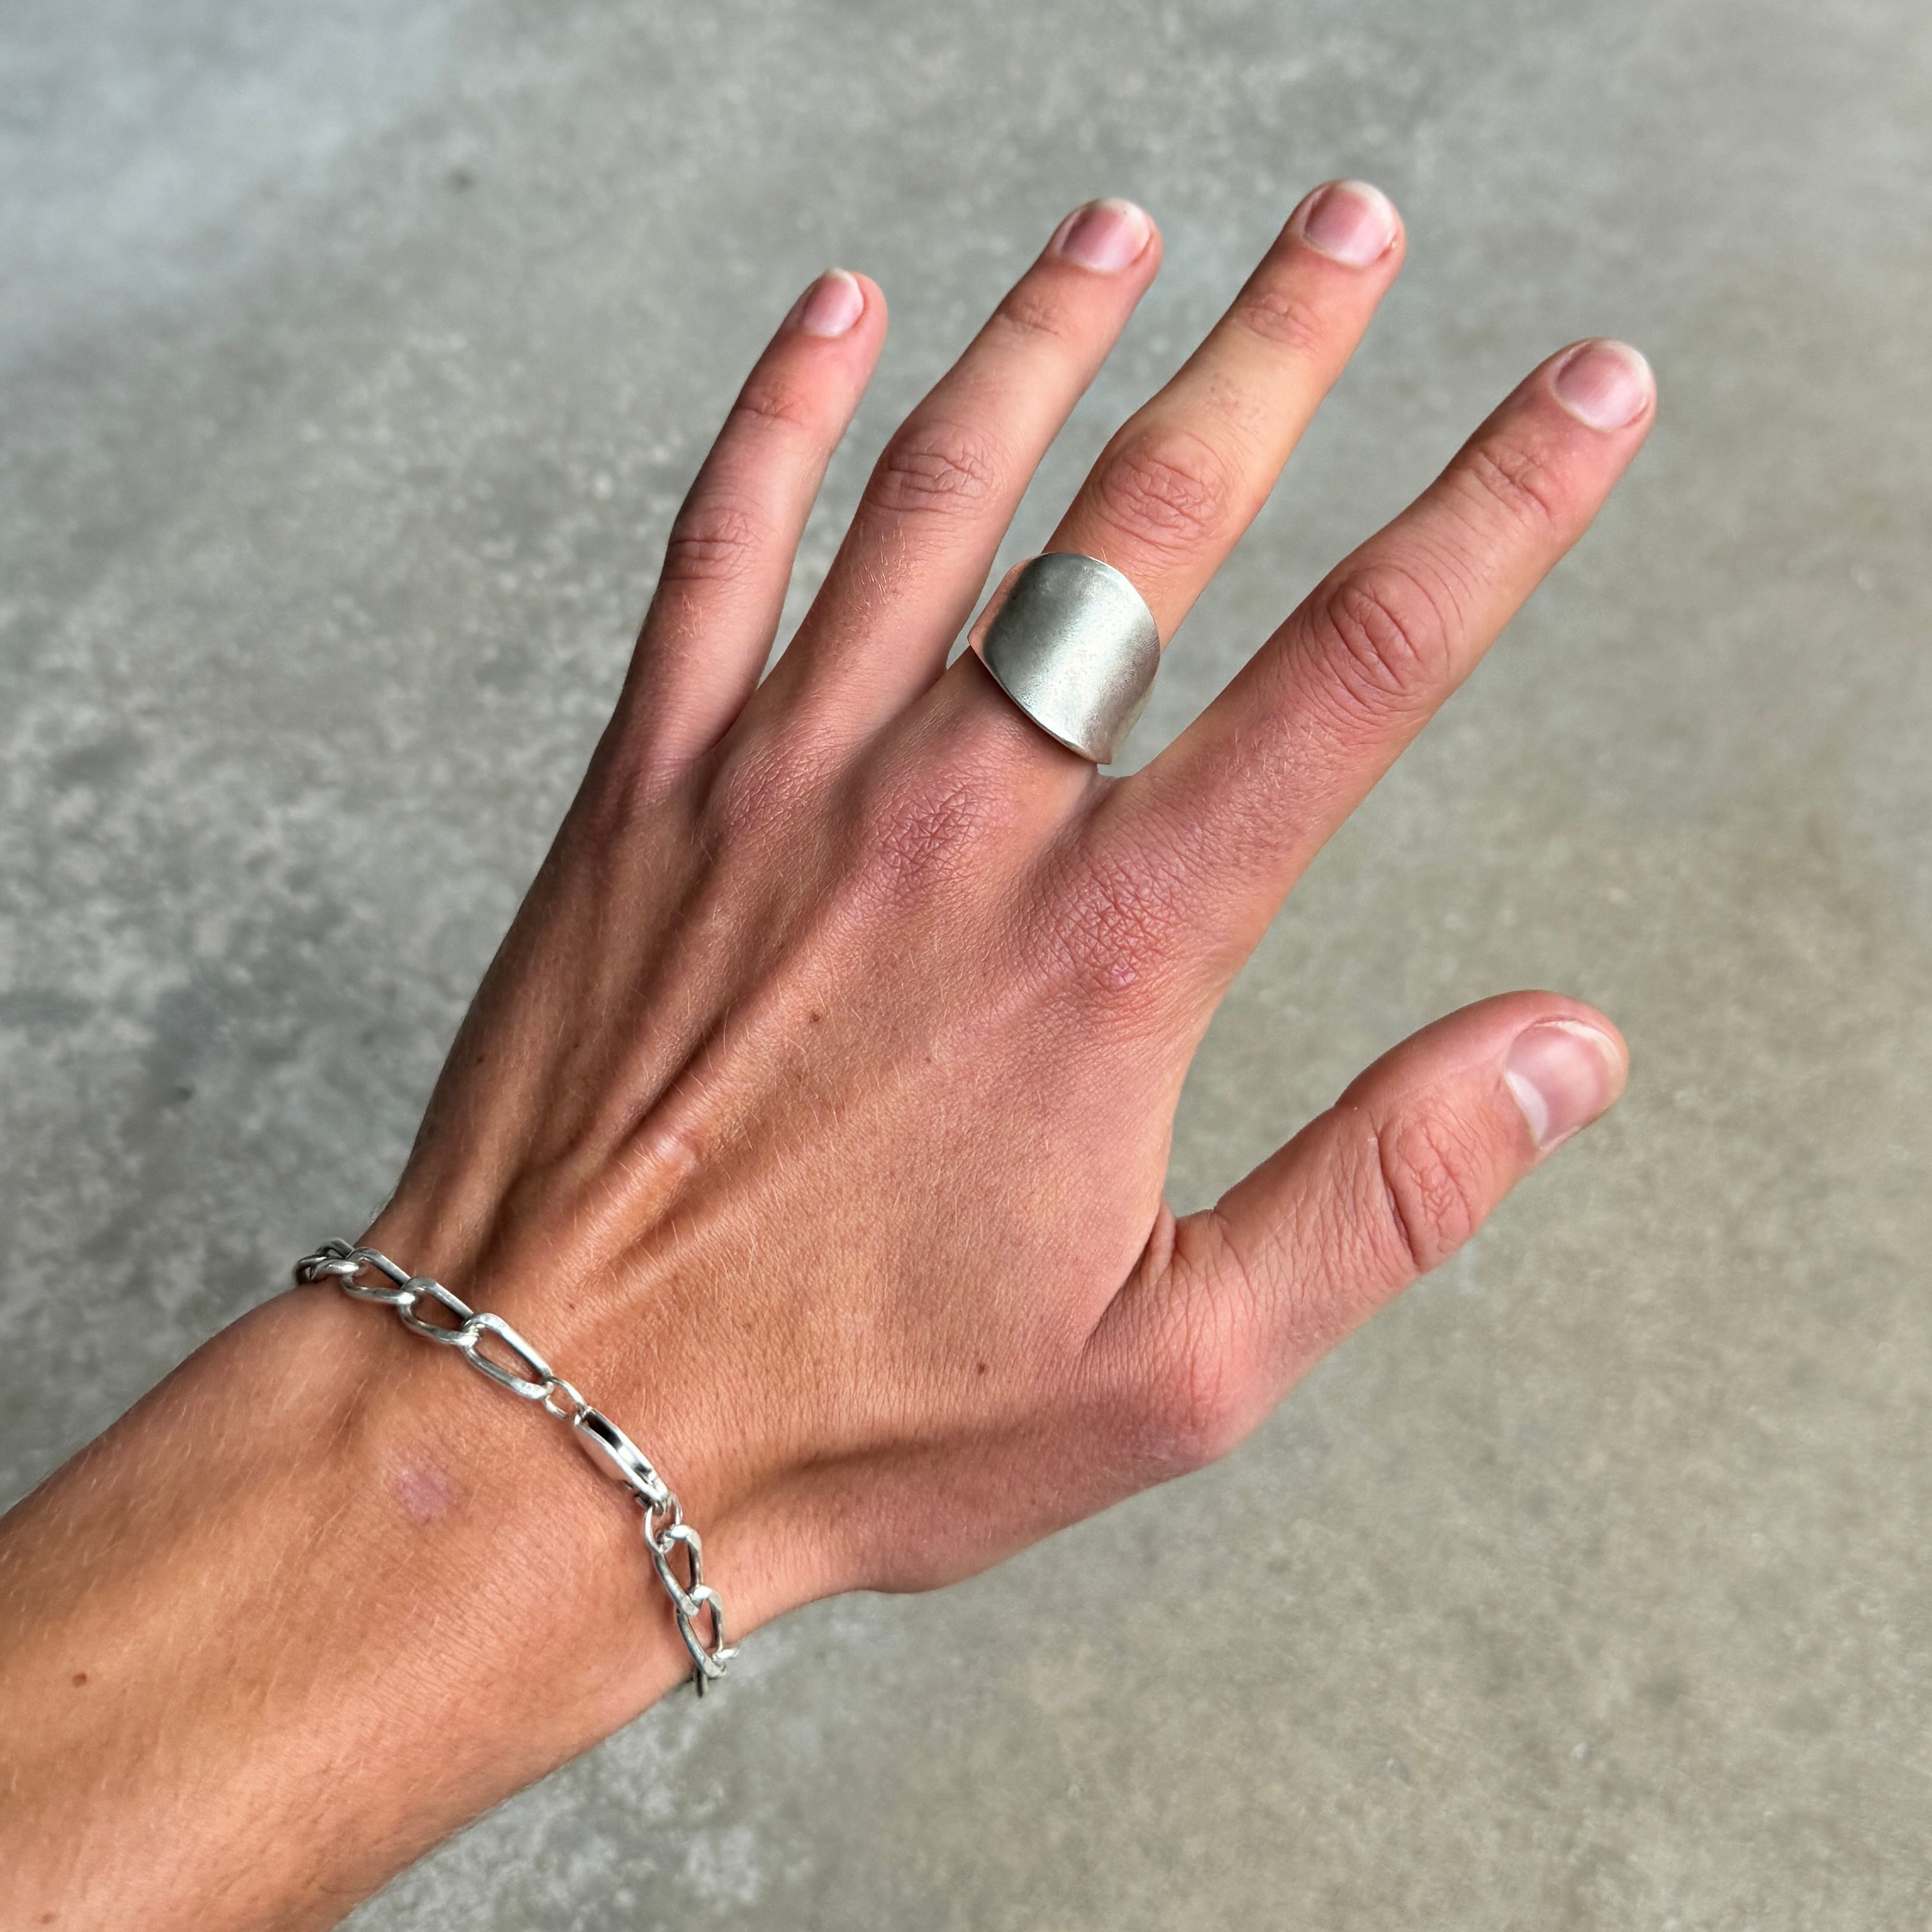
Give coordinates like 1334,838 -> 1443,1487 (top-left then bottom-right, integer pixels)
0,1278 -> 700,1932
316,1274 -> 705,1726
357,1195 -> 831,1642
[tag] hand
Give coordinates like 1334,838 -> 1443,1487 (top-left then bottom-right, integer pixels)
0,182 -> 1651,1928
374,178 -> 1645,1602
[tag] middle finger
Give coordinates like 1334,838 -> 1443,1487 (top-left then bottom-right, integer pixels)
1041,178 -> 1404,646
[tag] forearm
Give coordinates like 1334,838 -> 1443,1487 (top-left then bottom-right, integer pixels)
0,184 -> 1646,1931
0,1284 -> 694,1931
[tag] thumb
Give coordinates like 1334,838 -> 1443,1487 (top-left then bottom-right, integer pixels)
1087,992 -> 1627,1477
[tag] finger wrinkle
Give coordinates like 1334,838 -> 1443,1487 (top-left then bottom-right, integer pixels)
1225,280 -> 1335,361
1459,438 -> 1569,537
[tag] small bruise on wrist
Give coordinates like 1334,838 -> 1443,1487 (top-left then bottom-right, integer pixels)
0,1280 -> 699,1929
391,1458 -> 462,1525
261,1276 -> 696,1720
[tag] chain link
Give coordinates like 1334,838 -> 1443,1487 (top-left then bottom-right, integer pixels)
295,1238 -> 736,1692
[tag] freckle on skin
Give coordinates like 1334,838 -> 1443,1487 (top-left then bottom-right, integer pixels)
71,1672 -> 88,1687
393,1464 -> 460,1524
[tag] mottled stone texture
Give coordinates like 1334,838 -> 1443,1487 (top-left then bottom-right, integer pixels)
6,1 -> 1932,1924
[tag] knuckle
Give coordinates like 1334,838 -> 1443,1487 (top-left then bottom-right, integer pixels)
1085,427 -> 1232,560
1372,1108 -> 1486,1276
864,418 -> 1004,522
703,733 -> 817,854
990,282 -> 1077,345
574,710 -> 703,844
728,372 -> 820,435
1139,1346 -> 1245,1475
855,743 -> 1005,904
1229,279 -> 1332,360
1043,837 -> 1189,1016
1459,436 -> 1566,536
1304,560 -> 1460,729
657,499 -> 766,592
1134,1247 -> 1262,1475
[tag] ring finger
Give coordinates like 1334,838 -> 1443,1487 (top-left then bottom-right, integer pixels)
1042,178 -> 1405,641
761,198 -> 1163,742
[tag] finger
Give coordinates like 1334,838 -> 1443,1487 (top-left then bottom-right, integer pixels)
1041,180 -> 1405,643
1111,338 -> 1656,960
761,200 -> 1162,743
616,268 -> 887,773
1084,994 -> 1628,1476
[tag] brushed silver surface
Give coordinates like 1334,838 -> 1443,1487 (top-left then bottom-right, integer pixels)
973,552 -> 1160,764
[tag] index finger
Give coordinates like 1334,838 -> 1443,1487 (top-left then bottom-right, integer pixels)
1107,337 -> 1657,965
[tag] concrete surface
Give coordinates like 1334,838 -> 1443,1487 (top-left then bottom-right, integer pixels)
6,0 -> 1932,1924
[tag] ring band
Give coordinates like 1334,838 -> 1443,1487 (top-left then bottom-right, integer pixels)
971,553 -> 1160,765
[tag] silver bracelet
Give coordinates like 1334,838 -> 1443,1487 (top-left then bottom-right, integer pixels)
295,1239 -> 735,1692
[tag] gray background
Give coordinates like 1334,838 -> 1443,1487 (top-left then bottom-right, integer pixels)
5,0 -> 1930,1924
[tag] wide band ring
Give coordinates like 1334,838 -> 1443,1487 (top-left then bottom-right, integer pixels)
971,552 -> 1160,765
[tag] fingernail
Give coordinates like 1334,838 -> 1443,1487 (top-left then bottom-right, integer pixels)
1297,180 -> 1399,267
791,268 -> 865,338
1504,1019 -> 1626,1151
1052,198 -> 1153,273
1551,339 -> 1654,430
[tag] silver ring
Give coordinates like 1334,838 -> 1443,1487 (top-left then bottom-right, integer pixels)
971,553 -> 1160,765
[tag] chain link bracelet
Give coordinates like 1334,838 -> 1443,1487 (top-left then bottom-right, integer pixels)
295,1239 -> 735,1692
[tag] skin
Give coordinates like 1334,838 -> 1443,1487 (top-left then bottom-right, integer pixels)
0,183 -> 1651,1929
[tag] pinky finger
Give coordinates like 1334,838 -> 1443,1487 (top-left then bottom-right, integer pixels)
616,269 -> 887,774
